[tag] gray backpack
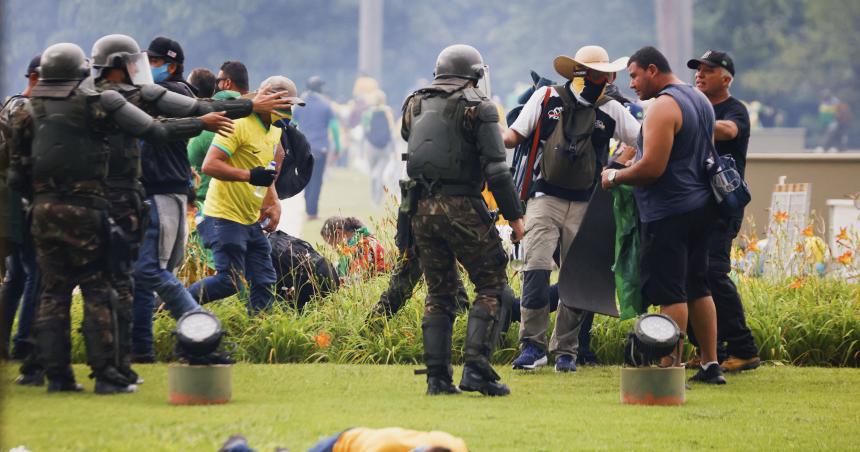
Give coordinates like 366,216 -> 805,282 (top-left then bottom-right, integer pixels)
540,85 -> 607,190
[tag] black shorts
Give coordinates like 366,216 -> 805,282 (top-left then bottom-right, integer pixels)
639,203 -> 716,307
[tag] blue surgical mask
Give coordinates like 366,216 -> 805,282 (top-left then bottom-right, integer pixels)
151,64 -> 170,83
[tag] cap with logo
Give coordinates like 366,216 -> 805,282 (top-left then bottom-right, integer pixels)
146,36 -> 184,64
686,50 -> 734,76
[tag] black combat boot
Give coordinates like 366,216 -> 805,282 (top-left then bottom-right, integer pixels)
422,311 -> 460,395
458,302 -> 510,396
47,379 -> 84,393
15,370 -> 45,386
46,367 -> 83,392
82,313 -> 136,394
93,366 -> 138,395
115,300 -> 142,384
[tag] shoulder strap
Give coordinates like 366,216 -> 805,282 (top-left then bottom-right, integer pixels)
519,87 -> 553,200
553,84 -> 574,107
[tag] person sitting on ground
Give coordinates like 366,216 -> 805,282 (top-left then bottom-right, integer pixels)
320,216 -> 389,283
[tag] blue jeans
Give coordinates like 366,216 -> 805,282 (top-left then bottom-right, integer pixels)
1,238 -> 40,354
304,148 -> 327,216
132,198 -> 201,356
187,217 -> 276,314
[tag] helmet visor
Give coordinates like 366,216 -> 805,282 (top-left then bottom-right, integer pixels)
125,52 -> 153,86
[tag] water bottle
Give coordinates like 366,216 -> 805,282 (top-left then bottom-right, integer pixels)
254,160 -> 277,198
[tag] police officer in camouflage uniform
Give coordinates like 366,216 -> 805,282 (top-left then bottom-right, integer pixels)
87,34 -> 288,373
9,43 -> 227,393
401,45 -> 525,396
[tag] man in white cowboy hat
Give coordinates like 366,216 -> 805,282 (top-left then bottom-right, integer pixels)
503,45 -> 640,372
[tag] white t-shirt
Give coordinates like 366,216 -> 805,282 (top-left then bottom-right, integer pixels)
509,85 -> 640,147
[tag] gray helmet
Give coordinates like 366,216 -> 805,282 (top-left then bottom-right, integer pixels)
434,44 -> 485,80
91,34 -> 141,70
38,43 -> 90,81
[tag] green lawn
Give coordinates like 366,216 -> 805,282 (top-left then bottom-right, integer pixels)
2,364 -> 859,451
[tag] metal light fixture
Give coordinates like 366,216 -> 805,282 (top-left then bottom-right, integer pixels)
175,310 -> 223,360
624,313 -> 682,367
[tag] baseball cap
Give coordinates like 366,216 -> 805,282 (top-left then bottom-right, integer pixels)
258,76 -> 306,106
146,36 -> 184,64
687,50 -> 734,76
26,54 -> 41,77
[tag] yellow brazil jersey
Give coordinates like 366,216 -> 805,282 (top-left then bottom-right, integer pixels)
334,427 -> 468,452
203,113 -> 282,225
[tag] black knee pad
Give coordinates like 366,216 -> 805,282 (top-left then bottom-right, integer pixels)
520,270 -> 551,310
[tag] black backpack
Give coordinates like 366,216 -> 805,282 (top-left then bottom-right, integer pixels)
366,108 -> 391,149
275,124 -> 315,200
268,231 -> 339,310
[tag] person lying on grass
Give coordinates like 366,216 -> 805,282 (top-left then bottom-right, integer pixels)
219,427 -> 467,452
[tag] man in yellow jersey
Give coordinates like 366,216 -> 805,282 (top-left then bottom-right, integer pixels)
188,76 -> 305,313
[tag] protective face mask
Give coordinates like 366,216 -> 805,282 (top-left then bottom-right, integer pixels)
580,79 -> 607,105
151,63 -> 170,83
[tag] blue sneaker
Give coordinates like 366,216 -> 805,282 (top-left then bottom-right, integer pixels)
555,355 -> 577,373
512,343 -> 548,370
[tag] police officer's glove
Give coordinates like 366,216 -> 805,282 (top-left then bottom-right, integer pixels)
249,166 -> 277,187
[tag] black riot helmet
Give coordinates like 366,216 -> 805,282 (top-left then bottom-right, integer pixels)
91,34 -> 153,85
433,44 -> 485,80
38,43 -> 90,81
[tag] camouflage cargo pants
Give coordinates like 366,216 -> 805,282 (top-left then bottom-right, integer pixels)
376,244 -> 469,317
106,188 -> 144,371
30,199 -> 118,382
411,195 -> 508,317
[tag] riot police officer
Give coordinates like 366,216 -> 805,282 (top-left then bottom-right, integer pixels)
88,34 -> 290,375
401,44 -> 525,396
9,42 -> 226,393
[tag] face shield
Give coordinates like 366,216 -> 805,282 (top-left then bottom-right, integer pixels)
476,64 -> 491,98
124,52 -> 154,86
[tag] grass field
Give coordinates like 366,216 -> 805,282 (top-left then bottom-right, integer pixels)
2,364 -> 860,451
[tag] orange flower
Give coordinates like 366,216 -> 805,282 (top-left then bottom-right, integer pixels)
788,277 -> 805,289
774,211 -> 789,224
802,225 -> 814,237
836,227 -> 849,242
838,251 -> 853,266
747,241 -> 760,253
795,243 -> 804,253
314,331 -> 332,348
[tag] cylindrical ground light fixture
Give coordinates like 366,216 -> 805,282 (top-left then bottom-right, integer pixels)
168,363 -> 232,405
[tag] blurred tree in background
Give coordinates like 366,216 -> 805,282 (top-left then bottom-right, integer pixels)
1,0 -> 857,146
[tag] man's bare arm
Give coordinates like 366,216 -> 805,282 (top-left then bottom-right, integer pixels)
714,119 -> 739,141
502,128 -> 525,149
608,95 -> 681,187
201,146 -> 250,182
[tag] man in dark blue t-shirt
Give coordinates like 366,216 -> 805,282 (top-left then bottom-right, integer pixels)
602,46 -> 725,385
687,50 -> 760,373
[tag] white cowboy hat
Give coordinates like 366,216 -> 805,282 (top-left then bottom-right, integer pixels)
554,45 -> 629,79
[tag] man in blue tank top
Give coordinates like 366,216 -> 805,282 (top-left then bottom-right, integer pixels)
600,46 -> 725,385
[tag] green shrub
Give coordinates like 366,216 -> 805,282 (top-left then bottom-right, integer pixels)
63,269 -> 857,367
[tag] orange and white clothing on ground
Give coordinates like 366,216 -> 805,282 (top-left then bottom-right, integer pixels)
332,427 -> 468,452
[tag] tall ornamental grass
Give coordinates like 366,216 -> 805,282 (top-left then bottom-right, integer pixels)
64,272 -> 858,367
